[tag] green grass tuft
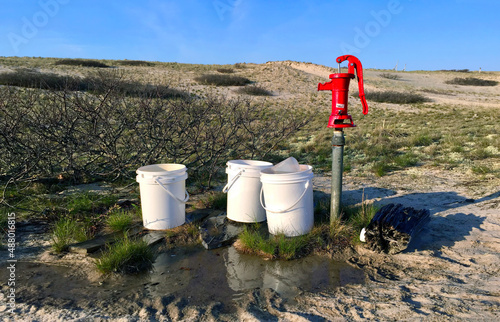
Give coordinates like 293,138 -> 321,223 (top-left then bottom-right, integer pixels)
51,218 -> 89,253
344,202 -> 378,238
372,161 -> 392,177
106,210 -> 134,233
96,237 -> 154,274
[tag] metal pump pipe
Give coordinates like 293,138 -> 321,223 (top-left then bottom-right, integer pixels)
330,129 -> 345,222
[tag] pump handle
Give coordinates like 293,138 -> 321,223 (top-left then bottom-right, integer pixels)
336,55 -> 369,115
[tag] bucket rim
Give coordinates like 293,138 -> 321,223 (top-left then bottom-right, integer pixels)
137,163 -> 186,176
226,160 -> 273,169
260,164 -> 313,176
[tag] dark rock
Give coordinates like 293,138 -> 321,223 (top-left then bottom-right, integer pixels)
185,209 -> 212,224
142,231 -> 165,247
200,212 -> 244,250
68,225 -> 143,254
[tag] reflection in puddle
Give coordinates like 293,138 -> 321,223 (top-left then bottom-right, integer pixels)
2,246 -> 365,312
146,245 -> 364,305
225,246 -> 364,299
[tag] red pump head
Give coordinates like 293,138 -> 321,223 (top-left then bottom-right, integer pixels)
318,55 -> 369,128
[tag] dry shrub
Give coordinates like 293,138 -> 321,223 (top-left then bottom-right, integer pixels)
194,74 -> 251,86
356,90 -> 428,104
0,72 -> 309,187
54,58 -> 110,68
445,77 -> 498,86
236,85 -> 273,96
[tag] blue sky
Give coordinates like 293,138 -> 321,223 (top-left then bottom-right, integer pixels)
1,0 -> 499,70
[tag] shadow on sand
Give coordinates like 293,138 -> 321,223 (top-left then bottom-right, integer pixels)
335,188 -> 500,254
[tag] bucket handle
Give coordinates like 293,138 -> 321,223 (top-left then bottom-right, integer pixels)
222,169 -> 243,193
260,180 -> 310,213
155,179 -> 190,203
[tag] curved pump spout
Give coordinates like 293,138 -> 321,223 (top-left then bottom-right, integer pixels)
318,55 -> 369,128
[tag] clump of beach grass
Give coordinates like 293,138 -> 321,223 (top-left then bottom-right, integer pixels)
51,218 -> 89,253
95,236 -> 154,274
106,210 -> 135,233
235,197 -> 377,260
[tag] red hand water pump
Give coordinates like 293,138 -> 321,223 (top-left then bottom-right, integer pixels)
318,55 -> 369,128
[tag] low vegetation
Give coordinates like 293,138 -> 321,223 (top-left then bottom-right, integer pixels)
96,237 -> 154,273
439,69 -> 470,73
236,201 -> 378,260
216,68 -> 234,73
194,74 -> 251,86
106,210 -> 135,233
236,85 -> 273,96
195,192 -> 227,210
0,69 -> 188,98
0,68 -> 86,90
445,77 -> 498,86
164,223 -> 200,248
379,73 -> 402,80
359,90 -> 428,104
54,58 -> 110,68
51,218 -> 89,253
118,60 -> 155,67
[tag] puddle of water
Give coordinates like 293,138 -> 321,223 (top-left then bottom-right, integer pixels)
2,246 -> 365,312
143,245 -> 364,306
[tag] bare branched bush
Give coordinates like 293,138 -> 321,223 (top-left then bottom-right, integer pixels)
0,73 -> 309,188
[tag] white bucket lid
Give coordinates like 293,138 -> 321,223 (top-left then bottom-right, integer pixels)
260,164 -> 313,184
226,160 -> 273,177
267,157 -> 300,174
136,164 -> 187,184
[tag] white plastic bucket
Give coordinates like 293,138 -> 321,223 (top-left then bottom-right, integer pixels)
223,160 -> 273,223
260,165 -> 314,237
136,164 -> 189,230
